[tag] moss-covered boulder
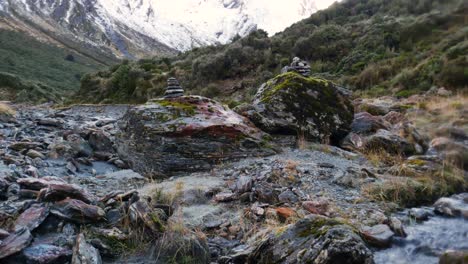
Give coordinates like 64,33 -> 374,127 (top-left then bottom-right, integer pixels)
248,215 -> 373,264
116,96 -> 276,177
236,72 -> 353,144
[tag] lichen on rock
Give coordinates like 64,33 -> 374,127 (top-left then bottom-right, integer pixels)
236,72 -> 354,144
116,95 -> 277,177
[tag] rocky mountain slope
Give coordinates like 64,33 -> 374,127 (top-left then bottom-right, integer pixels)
0,0 -> 326,59
74,0 -> 467,105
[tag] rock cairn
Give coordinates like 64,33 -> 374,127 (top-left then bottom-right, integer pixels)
281,57 -> 311,77
164,77 -> 184,98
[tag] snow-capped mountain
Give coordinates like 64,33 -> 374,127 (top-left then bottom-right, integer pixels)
0,0 -> 336,59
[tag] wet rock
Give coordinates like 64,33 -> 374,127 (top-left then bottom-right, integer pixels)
302,199 -> 330,216
248,215 -> 373,264
439,250 -> 468,264
71,233 -> 102,264
0,228 -> 33,259
22,244 -> 72,264
129,200 -> 164,233
38,182 -> 95,204
360,224 -> 394,248
409,208 -> 433,221
387,217 -> 406,237
14,203 -> 49,231
434,196 -> 468,218
116,96 -> 275,176
51,198 -> 105,224
351,112 -> 389,135
238,72 -> 353,144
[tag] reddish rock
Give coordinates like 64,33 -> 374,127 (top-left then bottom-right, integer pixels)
116,95 -> 276,176
302,199 -> 330,216
14,204 -> 49,231
275,207 -> 295,220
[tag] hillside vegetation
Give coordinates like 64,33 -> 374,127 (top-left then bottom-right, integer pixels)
73,0 -> 466,104
0,29 -> 105,103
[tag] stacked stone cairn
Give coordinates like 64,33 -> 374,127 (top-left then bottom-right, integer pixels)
164,77 -> 184,98
281,57 -> 311,77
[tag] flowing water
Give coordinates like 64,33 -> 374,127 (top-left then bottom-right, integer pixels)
375,212 -> 468,263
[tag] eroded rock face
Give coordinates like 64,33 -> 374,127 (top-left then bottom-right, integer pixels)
248,215 -> 373,264
116,95 -> 276,176
236,72 -> 353,144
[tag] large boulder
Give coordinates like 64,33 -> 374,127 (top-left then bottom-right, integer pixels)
248,215 -> 373,264
235,72 -> 353,144
116,96 -> 276,177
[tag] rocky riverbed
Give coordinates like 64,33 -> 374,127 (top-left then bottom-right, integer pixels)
0,77 -> 467,263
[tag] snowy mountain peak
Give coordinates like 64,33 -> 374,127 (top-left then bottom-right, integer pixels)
1,0 -> 336,58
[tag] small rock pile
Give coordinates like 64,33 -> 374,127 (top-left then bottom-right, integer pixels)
164,77 -> 184,98
281,57 -> 311,77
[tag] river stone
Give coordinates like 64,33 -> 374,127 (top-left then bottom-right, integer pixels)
360,224 -> 394,248
236,72 -> 353,144
72,233 -> 102,264
22,244 -> 72,264
116,95 -> 275,176
0,228 -> 33,259
14,203 -> 49,231
248,215 -> 373,263
51,198 -> 105,224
